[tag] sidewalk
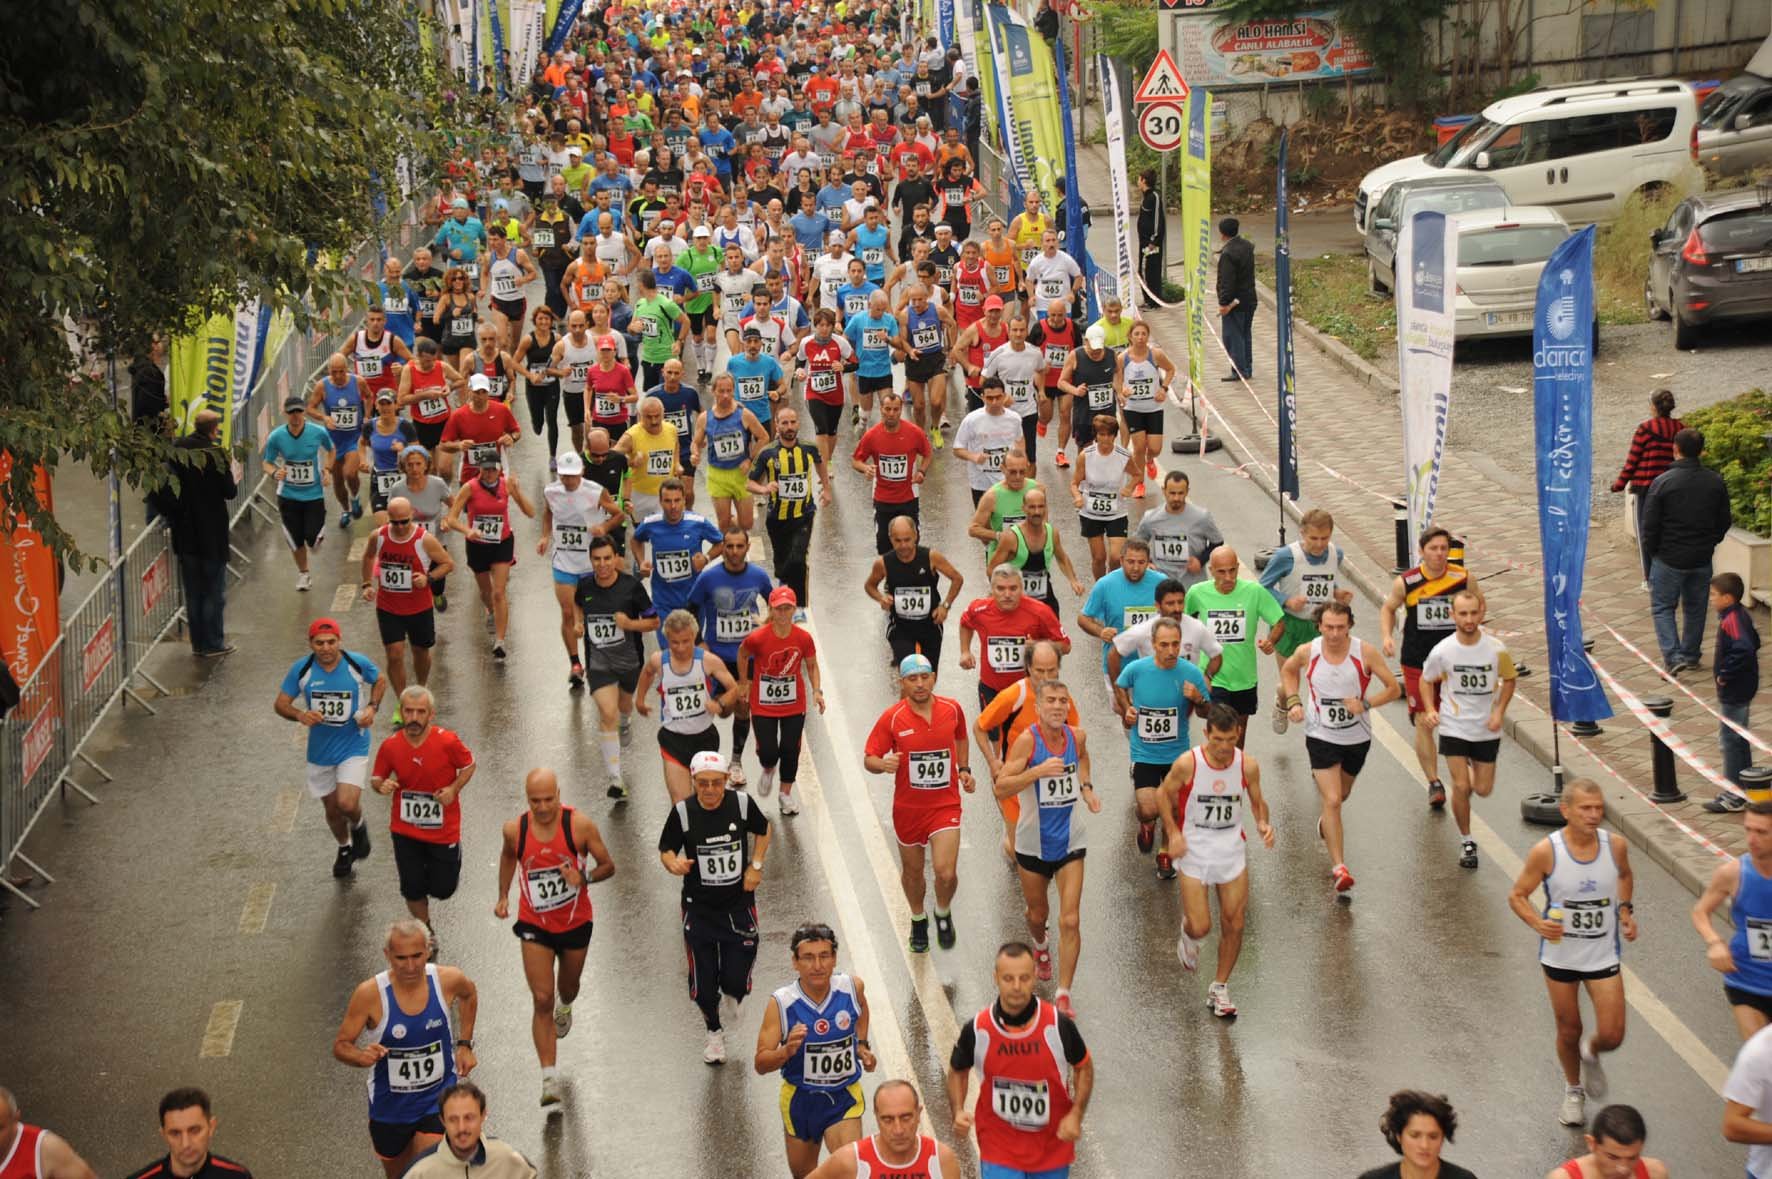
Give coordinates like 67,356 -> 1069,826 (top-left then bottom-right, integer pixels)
1073,143 -> 1772,894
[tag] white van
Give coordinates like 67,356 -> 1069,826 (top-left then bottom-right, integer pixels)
1355,79 -> 1703,233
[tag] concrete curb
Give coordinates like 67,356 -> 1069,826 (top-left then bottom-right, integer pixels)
1193,357 -> 1723,901
1254,280 -> 1400,396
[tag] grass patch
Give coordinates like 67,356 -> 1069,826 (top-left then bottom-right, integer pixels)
1593,186 -> 1681,326
1259,253 -> 1396,363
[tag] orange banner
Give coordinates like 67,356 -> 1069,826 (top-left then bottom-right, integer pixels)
0,453 -> 62,686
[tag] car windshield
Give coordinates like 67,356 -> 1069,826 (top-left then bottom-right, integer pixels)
1405,187 -> 1507,220
1700,88 -> 1750,128
1423,116 -> 1502,168
1699,209 -> 1772,253
1458,225 -> 1570,267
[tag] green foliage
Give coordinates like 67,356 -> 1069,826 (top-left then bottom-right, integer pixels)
1685,391 -> 1772,536
1262,254 -> 1396,363
1093,0 -> 1158,68
1592,185 -> 1683,327
0,0 -> 445,565
1218,0 -> 1452,111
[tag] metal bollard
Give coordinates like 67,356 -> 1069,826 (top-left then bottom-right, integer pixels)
1392,499 -> 1410,573
1644,696 -> 1686,804
1741,765 -> 1772,806
1568,639 -> 1603,737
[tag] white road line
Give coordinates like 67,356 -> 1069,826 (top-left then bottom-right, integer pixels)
199,999 -> 243,1058
238,882 -> 276,935
271,786 -> 302,834
330,583 -> 357,614
347,537 -> 368,562
1366,706 -> 1730,1095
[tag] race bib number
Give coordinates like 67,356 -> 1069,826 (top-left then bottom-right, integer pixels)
991,1079 -> 1050,1130
1127,378 -> 1155,406
1749,918 -> 1772,961
992,265 -> 1011,287
712,431 -> 746,462
696,842 -> 744,886
331,404 -> 360,430
810,369 -> 838,394
379,562 -> 414,592
533,228 -> 556,249
1300,573 -> 1336,603
696,271 -> 717,292
901,748 -> 952,791
1022,246 -> 1041,268
451,316 -> 476,337
1021,569 -> 1049,599
387,1043 -> 444,1093
982,446 -> 1007,473
986,635 -> 1025,672
664,682 -> 708,721
803,1038 -> 856,1087
311,690 -> 353,725
1137,706 -> 1179,743
655,550 -> 694,582
283,460 -> 317,487
1087,383 -> 1114,411
913,327 -> 940,351
467,443 -> 500,469
760,674 -> 798,706
493,273 -> 519,299
958,285 -> 981,306
1206,609 -> 1246,643
1153,536 -> 1188,566
1453,663 -> 1492,696
1417,597 -> 1455,630
567,361 -> 592,386
1038,278 -> 1066,301
892,585 -> 932,619
1084,491 -> 1119,518
471,514 -> 505,543
586,615 -> 622,647
398,791 -> 445,829
525,866 -> 578,912
1194,793 -> 1239,830
1561,899 -> 1613,939
593,394 -> 621,419
715,611 -> 753,644
863,327 -> 887,350
1038,765 -> 1079,807
861,247 -> 884,266
418,395 -> 450,418
737,376 -> 767,403
1007,380 -> 1036,412
1124,606 -> 1158,629
375,470 -> 404,496
554,523 -> 588,554
1044,344 -> 1068,367
877,454 -> 909,483
647,448 -> 675,476
357,355 -> 384,379
1319,698 -> 1359,729
641,317 -> 660,338
844,295 -> 868,318
665,408 -> 690,435
777,473 -> 808,502
726,292 -> 749,314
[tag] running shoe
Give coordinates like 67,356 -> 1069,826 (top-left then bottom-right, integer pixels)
540,1075 -> 562,1108
1559,1087 -> 1586,1127
1331,863 -> 1355,893
484,611 -> 496,634
606,780 -> 629,801
1035,946 -> 1053,982
389,708 -> 403,729
1036,421 -> 1048,437
728,763 -> 748,789
568,659 -> 585,690
548,456 -> 559,474
934,911 -> 957,950
554,1004 -> 573,1039
1459,839 -> 1479,870
619,715 -> 633,746
908,915 -> 930,954
1208,982 -> 1237,1018
1580,1037 -> 1608,1099
1271,701 -> 1290,735
351,500 -> 364,520
1054,450 -> 1069,468
1136,819 -> 1156,854
351,821 -> 372,861
492,641 -> 507,660
1155,852 -> 1177,880
756,766 -> 777,797
930,426 -> 945,450
1054,990 -> 1076,1019
1705,792 -> 1749,814
433,592 -> 448,613
703,1029 -> 726,1065
332,846 -> 355,878
1146,458 -> 1158,479
1176,929 -> 1199,972
1427,779 -> 1447,809
296,571 -> 312,592
778,787 -> 800,816
850,405 -> 861,430
1130,482 -> 1146,499
339,509 -> 353,530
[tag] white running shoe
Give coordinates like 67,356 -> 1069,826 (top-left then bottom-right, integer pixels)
1580,1037 -> 1608,1099
757,766 -> 777,797
296,571 -> 312,592
1559,1086 -> 1586,1127
540,1074 -> 562,1108
703,1029 -> 726,1065
778,786 -> 800,816
554,1003 -> 573,1039
1271,702 -> 1289,735
1176,929 -> 1199,972
728,762 -> 748,789
1208,982 -> 1237,1018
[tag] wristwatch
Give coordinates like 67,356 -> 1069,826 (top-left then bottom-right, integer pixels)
455,1038 -> 474,1049
749,859 -> 765,872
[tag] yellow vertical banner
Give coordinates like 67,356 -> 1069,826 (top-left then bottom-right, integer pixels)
169,311 -> 240,446
1181,87 -> 1212,399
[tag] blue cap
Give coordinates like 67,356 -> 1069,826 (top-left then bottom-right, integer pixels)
898,653 -> 934,677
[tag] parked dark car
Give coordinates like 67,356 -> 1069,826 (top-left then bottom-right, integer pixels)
1645,186 -> 1772,348
1364,174 -> 1509,295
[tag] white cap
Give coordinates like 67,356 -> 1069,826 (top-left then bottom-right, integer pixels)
468,373 -> 492,392
690,750 -> 729,777
693,225 -> 712,238
556,450 -> 584,475
1084,323 -> 1106,348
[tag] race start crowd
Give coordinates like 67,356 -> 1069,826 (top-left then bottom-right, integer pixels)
5,2 -> 1771,1177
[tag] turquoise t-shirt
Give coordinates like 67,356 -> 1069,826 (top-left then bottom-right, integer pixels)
1116,654 -> 1210,766
263,423 -> 335,503
1081,568 -> 1160,671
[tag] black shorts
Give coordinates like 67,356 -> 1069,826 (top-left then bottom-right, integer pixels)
1131,760 -> 1170,791
807,398 -> 844,436
513,918 -> 594,952
370,1115 -> 444,1159
278,497 -> 326,550
492,296 -> 527,323
1015,849 -> 1086,878
1072,400 -> 1116,441
414,420 -> 446,450
1542,963 -> 1621,984
369,471 -> 405,514
377,607 -> 437,649
563,388 -> 586,426
1080,514 -> 1128,539
906,353 -> 946,384
522,179 -> 545,200
392,832 -> 463,902
1727,984 -> 1772,1019
466,536 -> 516,572
889,626 -> 942,669
858,372 -> 894,395
874,498 -> 917,552
1305,736 -> 1371,776
1440,734 -> 1501,763
660,725 -> 721,768
688,307 -> 714,334
587,663 -> 642,693
1123,408 -> 1164,435
1210,684 -> 1259,717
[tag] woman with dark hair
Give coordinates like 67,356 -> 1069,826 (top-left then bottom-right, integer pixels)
1611,388 -> 1684,585
1136,168 -> 1165,309
1357,1090 -> 1476,1179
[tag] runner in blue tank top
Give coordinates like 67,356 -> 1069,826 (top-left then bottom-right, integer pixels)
1694,803 -> 1772,1038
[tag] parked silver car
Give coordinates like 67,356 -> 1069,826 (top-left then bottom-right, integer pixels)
1697,36 -> 1772,177
1449,207 -> 1578,341
1365,175 -> 1509,295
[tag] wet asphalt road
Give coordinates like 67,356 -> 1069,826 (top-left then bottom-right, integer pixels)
1,299 -> 1755,1179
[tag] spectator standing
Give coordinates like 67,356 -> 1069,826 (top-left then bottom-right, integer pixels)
1216,216 -> 1256,381
1704,572 -> 1762,814
1135,170 -> 1164,310
1355,1090 -> 1476,1179
1611,388 -> 1684,586
123,1087 -> 254,1178
129,337 -> 170,428
152,409 -> 239,658
1641,427 -> 1732,675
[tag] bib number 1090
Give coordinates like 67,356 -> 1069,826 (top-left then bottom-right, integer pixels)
991,1079 -> 1050,1129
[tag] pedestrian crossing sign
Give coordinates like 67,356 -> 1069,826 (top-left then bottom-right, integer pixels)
1134,51 -> 1190,104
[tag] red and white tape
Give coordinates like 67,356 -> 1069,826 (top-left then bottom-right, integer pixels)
1561,722 -> 1732,860
1588,614 -> 1772,759
1591,655 -> 1746,802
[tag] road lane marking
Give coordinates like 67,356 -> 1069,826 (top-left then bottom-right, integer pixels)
1366,706 -> 1730,1095
271,786 -> 301,834
330,583 -> 357,614
199,1000 -> 243,1058
238,882 -> 276,935
347,537 -> 368,562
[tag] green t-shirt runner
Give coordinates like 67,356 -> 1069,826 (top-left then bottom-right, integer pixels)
633,295 -> 685,364
1184,576 -> 1285,692
681,244 -> 723,316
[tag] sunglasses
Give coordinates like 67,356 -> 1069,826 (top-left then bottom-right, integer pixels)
388,515 -> 414,525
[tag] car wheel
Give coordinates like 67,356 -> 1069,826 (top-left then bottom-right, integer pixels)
1367,257 -> 1386,296
1673,306 -> 1700,350
1591,317 -> 1601,356
1644,275 -> 1668,321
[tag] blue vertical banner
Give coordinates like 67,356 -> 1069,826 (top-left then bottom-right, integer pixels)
1274,130 -> 1299,500
938,0 -> 955,49
1533,226 -> 1612,723
545,0 -> 583,53
1051,37 -> 1095,321
489,2 -> 508,100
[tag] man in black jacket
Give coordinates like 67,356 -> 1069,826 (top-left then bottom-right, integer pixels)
1216,217 -> 1257,382
153,410 -> 239,657
1641,427 -> 1732,674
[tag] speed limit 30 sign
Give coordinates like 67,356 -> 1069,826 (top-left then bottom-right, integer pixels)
1138,101 -> 1185,152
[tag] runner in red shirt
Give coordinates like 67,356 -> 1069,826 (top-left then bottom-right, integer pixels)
851,389 -> 933,554
796,308 -> 856,466
494,767 -> 616,1109
358,503 -> 453,706
737,586 -> 823,814
951,240 -> 989,331
959,565 -> 1071,712
370,687 -> 476,928
438,373 -> 521,484
864,655 -> 973,955
586,334 -> 637,443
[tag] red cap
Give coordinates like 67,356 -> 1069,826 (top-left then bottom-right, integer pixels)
596,334 -> 619,351
983,295 -> 1005,312
308,617 -> 342,639
768,586 -> 798,608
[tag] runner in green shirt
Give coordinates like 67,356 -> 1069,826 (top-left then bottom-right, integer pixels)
680,229 -> 724,380
1184,545 -> 1286,744
631,268 -> 686,391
